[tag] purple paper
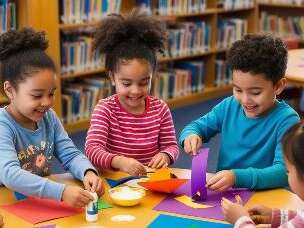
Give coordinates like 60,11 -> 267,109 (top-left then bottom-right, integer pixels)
35,225 -> 56,228
191,148 -> 208,201
154,181 -> 253,221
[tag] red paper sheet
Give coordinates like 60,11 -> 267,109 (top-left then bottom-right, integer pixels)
1,197 -> 82,224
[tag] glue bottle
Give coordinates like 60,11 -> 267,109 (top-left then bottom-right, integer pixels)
86,192 -> 98,222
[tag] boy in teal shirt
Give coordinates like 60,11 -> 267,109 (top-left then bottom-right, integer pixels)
179,34 -> 300,191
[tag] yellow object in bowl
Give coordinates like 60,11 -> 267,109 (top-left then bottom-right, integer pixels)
109,186 -> 146,206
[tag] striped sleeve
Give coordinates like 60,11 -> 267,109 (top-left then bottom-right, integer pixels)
85,101 -> 115,170
158,102 -> 179,163
271,209 -> 299,228
235,216 -> 256,228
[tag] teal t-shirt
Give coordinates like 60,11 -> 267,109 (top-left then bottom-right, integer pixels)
179,96 -> 300,189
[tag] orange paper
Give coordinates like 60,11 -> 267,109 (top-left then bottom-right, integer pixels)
1,197 -> 82,224
138,169 -> 187,193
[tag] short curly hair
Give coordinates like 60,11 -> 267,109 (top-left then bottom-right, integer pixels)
0,27 -> 56,89
93,9 -> 167,74
227,33 -> 287,84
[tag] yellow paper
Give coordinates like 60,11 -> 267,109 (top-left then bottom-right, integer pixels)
149,168 -> 171,181
175,195 -> 213,209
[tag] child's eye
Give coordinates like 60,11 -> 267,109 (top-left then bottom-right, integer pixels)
251,92 -> 261,96
122,83 -> 131,87
32,95 -> 42,99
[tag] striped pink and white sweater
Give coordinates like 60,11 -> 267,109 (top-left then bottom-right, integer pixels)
235,209 -> 304,228
85,95 -> 179,170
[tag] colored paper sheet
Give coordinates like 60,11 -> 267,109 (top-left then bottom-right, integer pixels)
35,225 -> 56,228
98,198 -> 112,210
149,168 -> 171,181
106,176 -> 145,188
138,179 -> 187,193
0,197 -> 82,224
14,191 -> 27,200
175,195 -> 213,209
148,214 -> 232,228
191,148 -> 208,201
154,181 -> 253,221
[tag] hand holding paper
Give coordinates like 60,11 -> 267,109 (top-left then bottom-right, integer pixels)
206,170 -> 235,192
183,134 -> 203,155
221,196 -> 249,224
112,156 -> 146,176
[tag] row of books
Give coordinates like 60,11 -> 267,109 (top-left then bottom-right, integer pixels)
61,77 -> 113,123
59,0 -> 122,24
217,0 -> 254,10
217,18 -> 248,49
137,0 -> 206,16
258,0 -> 304,5
0,0 -> 16,34
260,12 -> 304,39
165,21 -> 210,58
60,32 -> 105,74
215,59 -> 232,87
153,61 -> 205,100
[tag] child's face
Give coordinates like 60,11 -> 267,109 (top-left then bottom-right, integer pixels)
111,59 -> 152,114
6,69 -> 56,129
285,158 -> 304,200
232,70 -> 285,118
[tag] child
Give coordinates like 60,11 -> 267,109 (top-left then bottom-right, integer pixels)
85,10 -> 179,176
221,121 -> 304,227
0,28 -> 104,207
179,34 -> 300,191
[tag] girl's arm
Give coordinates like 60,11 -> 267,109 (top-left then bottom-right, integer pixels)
271,209 -> 299,227
0,122 -> 65,200
52,110 -> 98,181
158,103 -> 179,163
85,102 -> 116,170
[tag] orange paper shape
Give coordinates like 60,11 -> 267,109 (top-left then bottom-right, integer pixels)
138,178 -> 187,193
0,197 -> 83,224
149,168 -> 171,181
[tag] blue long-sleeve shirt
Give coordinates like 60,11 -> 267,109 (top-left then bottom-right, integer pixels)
179,96 -> 299,189
0,108 -> 97,200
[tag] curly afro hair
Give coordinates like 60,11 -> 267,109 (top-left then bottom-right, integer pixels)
93,9 -> 167,74
0,27 -> 56,88
227,33 -> 287,84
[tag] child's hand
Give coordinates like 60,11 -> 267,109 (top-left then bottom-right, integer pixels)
112,156 -> 146,176
148,152 -> 170,169
221,196 -> 249,224
62,185 -> 94,208
83,170 -> 105,197
0,213 -> 3,228
183,134 -> 202,155
248,205 -> 272,224
206,170 -> 235,192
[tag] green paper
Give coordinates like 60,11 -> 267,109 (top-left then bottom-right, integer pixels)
98,199 -> 112,210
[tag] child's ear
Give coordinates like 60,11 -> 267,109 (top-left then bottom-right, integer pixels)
274,77 -> 287,96
3,81 -> 15,100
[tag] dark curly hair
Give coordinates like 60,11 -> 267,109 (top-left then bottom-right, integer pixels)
93,9 -> 166,74
282,121 -> 304,181
0,27 -> 56,89
227,33 -> 287,84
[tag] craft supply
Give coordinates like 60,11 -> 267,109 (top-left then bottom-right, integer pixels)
86,192 -> 98,222
109,186 -> 145,206
191,148 -> 209,201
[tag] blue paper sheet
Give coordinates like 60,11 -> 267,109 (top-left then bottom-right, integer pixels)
14,192 -> 27,200
148,214 -> 232,228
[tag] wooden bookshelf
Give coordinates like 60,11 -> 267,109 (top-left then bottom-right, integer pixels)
17,0 -> 304,133
0,94 -> 7,104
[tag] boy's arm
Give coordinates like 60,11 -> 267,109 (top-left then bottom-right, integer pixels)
0,123 -> 65,200
233,116 -> 299,189
158,103 -> 179,163
85,103 -> 116,170
52,110 -> 98,180
179,100 -> 225,147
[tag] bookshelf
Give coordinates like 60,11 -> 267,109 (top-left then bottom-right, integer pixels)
6,0 -> 303,133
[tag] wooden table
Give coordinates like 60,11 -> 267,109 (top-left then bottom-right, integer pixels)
0,169 -> 303,228
286,49 -> 304,86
